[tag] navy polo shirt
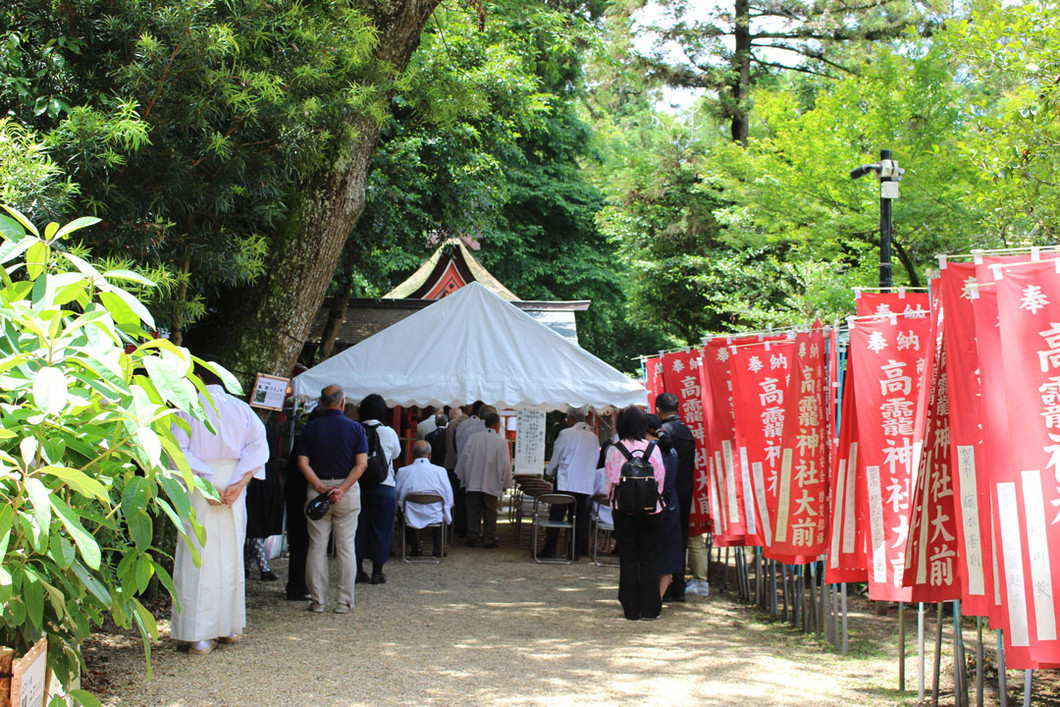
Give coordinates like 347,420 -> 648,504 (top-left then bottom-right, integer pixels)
298,408 -> 369,479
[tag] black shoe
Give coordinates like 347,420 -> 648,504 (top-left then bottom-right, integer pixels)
670,593 -> 686,603
409,547 -> 423,557
432,549 -> 446,558
370,572 -> 387,585
356,570 -> 370,584
261,570 -> 278,582
286,591 -> 310,601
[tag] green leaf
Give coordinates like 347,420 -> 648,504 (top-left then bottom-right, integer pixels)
23,568 -> 44,629
1,205 -> 39,237
25,241 -> 48,280
0,215 -> 27,244
0,504 -> 13,559
52,216 -> 101,243
103,268 -> 155,287
33,366 -> 69,415
48,495 -> 102,569
194,357 -> 243,396
39,465 -> 110,502
72,561 -> 111,604
68,689 -> 103,707
143,355 -> 196,410
24,476 -> 53,537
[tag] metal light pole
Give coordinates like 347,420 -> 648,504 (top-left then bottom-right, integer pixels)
851,149 -> 904,291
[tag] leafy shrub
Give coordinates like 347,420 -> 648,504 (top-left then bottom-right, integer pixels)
0,206 -> 234,703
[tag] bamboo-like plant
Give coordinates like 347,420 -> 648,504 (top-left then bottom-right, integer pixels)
0,206 -> 236,705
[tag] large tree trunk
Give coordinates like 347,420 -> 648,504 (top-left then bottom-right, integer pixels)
729,0 -> 751,146
190,0 -> 441,383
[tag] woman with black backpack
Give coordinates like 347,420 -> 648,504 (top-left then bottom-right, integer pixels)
354,394 -> 402,586
604,405 -> 668,621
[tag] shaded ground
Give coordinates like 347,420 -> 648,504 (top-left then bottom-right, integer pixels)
82,519 -> 1052,706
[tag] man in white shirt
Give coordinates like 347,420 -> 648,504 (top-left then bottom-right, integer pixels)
454,411 -> 511,548
171,363 -> 269,655
541,409 -> 600,560
396,440 -> 454,557
416,407 -> 437,440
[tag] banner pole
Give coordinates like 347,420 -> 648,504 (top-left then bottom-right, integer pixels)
781,563 -> 789,622
954,600 -> 967,707
975,617 -> 983,707
807,564 -> 817,634
772,559 -> 779,616
841,582 -> 849,655
833,583 -> 841,650
899,602 -> 906,692
918,602 -> 926,702
997,630 -> 1008,707
1023,670 -> 1031,707
932,602 -> 943,707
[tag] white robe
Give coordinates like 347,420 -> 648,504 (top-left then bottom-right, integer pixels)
171,386 -> 268,642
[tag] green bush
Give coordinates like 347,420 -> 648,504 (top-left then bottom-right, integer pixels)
0,206 -> 237,705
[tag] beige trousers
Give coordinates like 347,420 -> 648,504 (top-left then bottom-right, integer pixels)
306,481 -> 361,607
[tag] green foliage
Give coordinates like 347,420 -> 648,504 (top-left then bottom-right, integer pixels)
0,207 -> 225,688
0,118 -> 78,223
1,0 -> 384,334
943,0 -> 1060,243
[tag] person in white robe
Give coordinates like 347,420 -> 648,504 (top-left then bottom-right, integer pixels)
454,411 -> 512,547
171,374 -> 268,655
395,440 -> 454,557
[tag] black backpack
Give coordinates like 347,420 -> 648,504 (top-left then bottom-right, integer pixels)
611,441 -> 659,515
360,423 -> 389,487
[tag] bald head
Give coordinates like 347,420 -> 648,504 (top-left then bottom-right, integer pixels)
412,440 -> 431,459
321,385 -> 345,409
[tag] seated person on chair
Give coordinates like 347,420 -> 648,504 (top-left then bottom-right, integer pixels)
396,440 -> 454,557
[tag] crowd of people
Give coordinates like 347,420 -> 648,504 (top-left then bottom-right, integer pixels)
168,369 -> 709,654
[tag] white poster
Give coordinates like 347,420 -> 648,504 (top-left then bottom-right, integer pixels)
514,409 -> 546,475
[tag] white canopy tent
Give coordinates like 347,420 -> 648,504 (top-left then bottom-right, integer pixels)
291,282 -> 647,412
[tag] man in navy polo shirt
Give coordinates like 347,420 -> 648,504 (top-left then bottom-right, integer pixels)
297,384 -> 368,613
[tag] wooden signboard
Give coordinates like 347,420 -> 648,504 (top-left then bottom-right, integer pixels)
249,373 -> 290,411
1,636 -> 47,707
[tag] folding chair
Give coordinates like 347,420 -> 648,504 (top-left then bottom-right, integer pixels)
515,478 -> 553,544
400,492 -> 447,563
591,493 -> 619,567
530,493 -> 576,564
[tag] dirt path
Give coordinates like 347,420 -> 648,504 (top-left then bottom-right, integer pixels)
89,521 -> 911,706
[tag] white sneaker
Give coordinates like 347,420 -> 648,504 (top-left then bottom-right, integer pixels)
334,602 -> 353,614
308,602 -> 325,613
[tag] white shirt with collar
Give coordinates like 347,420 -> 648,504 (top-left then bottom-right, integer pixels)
395,457 -> 454,528
546,421 -> 600,496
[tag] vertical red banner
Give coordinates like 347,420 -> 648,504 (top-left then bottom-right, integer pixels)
938,261 -> 995,618
850,307 -> 931,601
903,309 -> 962,601
730,338 -> 795,548
660,350 -> 712,534
993,258 -> 1060,666
703,338 -> 745,545
644,356 -> 664,411
770,328 -> 829,562
826,350 -> 868,584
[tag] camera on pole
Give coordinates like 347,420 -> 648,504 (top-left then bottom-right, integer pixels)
850,149 -> 904,290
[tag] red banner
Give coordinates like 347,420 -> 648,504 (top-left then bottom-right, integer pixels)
992,258 -> 1060,667
644,356 -> 664,411
855,289 -> 931,318
850,306 -> 932,601
903,308 -> 962,601
660,350 -> 711,533
770,328 -> 829,562
703,338 -> 746,545
730,338 -> 795,548
826,350 -> 868,584
938,261 -> 995,618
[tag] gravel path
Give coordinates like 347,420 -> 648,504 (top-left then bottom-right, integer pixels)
95,520 -> 903,706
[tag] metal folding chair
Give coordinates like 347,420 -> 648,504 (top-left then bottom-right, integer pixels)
400,492 -> 447,563
530,493 -> 576,564
591,493 -> 618,567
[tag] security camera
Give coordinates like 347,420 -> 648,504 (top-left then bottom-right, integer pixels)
850,163 -> 880,180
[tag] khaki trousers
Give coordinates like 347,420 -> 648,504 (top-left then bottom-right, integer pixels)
306,481 -> 360,607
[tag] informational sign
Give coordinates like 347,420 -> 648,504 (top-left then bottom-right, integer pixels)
513,409 -> 546,475
249,373 -> 290,411
9,636 -> 47,707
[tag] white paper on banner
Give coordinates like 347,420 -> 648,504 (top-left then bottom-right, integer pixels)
752,461 -> 772,546
513,409 -> 546,474
998,482 -> 1031,647
723,441 -> 739,525
709,457 -> 724,533
914,453 -> 931,585
956,445 -> 985,596
1021,470 -> 1057,641
830,458 -> 848,567
842,443 -> 858,555
741,446 -> 757,532
867,464 -> 887,584
775,448 -> 793,543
